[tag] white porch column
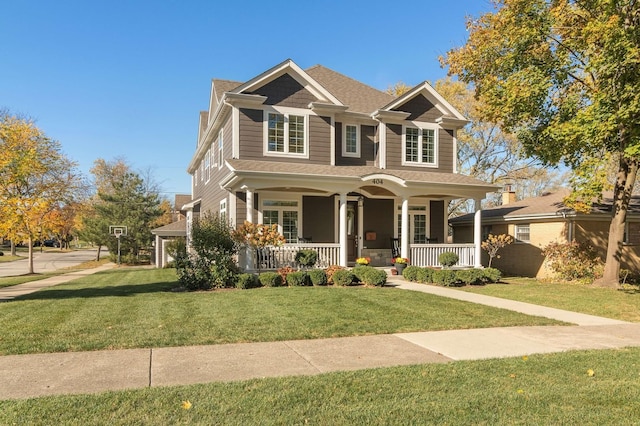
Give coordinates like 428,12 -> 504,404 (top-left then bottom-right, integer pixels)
474,198 -> 482,268
155,235 -> 162,268
245,188 -> 254,223
401,197 -> 409,259
339,193 -> 348,266
245,187 -> 255,271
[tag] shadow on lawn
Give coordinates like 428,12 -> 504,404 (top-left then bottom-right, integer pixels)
15,281 -> 178,300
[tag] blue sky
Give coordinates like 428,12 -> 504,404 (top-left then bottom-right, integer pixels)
1,0 -> 493,199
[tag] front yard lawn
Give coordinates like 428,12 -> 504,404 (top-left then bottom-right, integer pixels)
0,268 -> 563,355
460,277 -> 640,322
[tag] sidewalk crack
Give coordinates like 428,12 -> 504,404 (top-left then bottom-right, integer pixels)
148,348 -> 153,387
283,341 -> 322,373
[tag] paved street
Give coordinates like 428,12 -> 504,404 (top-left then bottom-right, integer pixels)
0,249 -> 104,277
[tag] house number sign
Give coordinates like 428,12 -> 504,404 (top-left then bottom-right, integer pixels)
372,179 -> 384,184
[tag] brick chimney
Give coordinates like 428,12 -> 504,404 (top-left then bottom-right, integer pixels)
502,184 -> 516,205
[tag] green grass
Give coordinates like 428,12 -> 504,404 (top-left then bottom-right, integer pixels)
1,347 -> 639,424
0,254 -> 24,263
459,277 -> 640,322
0,268 -> 563,355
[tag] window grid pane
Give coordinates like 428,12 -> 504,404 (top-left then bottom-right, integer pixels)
346,125 -> 357,153
288,115 -> 305,154
263,210 -> 279,226
268,113 -> 284,152
421,129 -> 435,163
282,211 -> 298,243
515,224 -> 530,242
413,214 -> 427,244
406,127 -> 419,162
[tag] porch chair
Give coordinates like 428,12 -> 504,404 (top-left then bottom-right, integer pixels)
390,238 -> 400,259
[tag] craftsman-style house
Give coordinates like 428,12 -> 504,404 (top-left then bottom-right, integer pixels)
181,59 -> 497,270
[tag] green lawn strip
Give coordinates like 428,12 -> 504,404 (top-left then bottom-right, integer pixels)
0,268 -> 563,355
0,255 -> 24,263
459,278 -> 640,323
0,259 -> 108,289
1,348 -> 638,424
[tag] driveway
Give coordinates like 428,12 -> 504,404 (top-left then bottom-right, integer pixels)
0,249 -> 105,277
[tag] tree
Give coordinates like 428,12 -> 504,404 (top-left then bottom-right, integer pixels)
443,0 -> 640,288
232,221 -> 286,273
481,233 -> 514,268
0,112 -> 86,273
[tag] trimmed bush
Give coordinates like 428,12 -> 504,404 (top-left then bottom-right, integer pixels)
259,272 -> 282,287
416,267 -> 434,283
332,269 -> 355,286
286,271 -> 309,286
433,269 -> 459,286
353,265 -> 373,282
359,268 -> 387,286
402,265 -> 421,282
456,269 -> 484,285
325,265 -> 345,284
294,249 -> 318,268
438,251 -> 459,268
482,267 -> 502,283
307,269 -> 328,286
236,273 -> 260,289
277,266 -> 296,285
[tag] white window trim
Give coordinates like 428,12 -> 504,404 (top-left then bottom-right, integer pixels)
514,224 -> 531,243
259,192 -> 302,242
217,129 -> 224,170
219,198 -> 227,219
401,123 -> 438,168
394,201 -> 431,243
342,123 -> 360,158
262,107 -> 309,159
204,149 -> 211,184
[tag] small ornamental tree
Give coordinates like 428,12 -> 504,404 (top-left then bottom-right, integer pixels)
481,233 -> 514,268
232,221 -> 286,272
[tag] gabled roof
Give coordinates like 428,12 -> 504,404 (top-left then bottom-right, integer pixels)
305,65 -> 394,114
151,219 -> 187,236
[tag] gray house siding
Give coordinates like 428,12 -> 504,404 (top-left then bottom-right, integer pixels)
248,74 -> 318,108
393,94 -> 441,122
235,191 -> 258,226
238,108 -> 263,160
308,115 -> 332,165
302,196 -> 335,242
335,123 -> 376,166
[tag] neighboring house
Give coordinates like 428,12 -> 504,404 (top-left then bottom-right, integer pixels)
151,194 -> 190,268
450,188 -> 640,278
181,59 -> 497,270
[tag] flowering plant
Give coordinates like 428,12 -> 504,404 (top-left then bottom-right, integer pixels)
392,257 -> 409,264
355,257 -> 371,265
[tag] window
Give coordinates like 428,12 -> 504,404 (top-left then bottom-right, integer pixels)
194,169 -> 198,186
262,199 -> 299,243
219,199 -> 227,220
342,124 -> 360,157
397,205 -> 428,244
515,224 -> 530,242
403,126 -> 437,166
265,111 -> 307,156
218,129 -> 224,169
204,149 -> 211,183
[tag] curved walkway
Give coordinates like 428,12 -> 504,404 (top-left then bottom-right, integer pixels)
1,272 -> 639,400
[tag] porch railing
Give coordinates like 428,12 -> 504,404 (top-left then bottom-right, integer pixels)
255,243 -> 341,270
410,244 -> 476,268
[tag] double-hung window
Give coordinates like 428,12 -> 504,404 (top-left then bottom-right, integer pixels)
265,110 -> 307,157
342,124 -> 360,157
403,126 -> 437,166
262,200 -> 299,243
515,224 -> 530,243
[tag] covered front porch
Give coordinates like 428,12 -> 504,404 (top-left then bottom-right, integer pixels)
222,160 -> 497,272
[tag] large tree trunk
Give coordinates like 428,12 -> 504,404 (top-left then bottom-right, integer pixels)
27,237 -> 34,275
593,156 -> 639,288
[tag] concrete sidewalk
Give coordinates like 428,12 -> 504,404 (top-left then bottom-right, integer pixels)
1,272 -> 640,400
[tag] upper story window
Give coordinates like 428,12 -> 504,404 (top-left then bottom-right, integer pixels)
403,126 -> 437,167
218,129 -> 224,170
515,224 -> 530,243
342,124 -> 360,158
204,149 -> 211,183
264,109 -> 308,158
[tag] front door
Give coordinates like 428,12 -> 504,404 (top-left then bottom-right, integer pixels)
347,201 -> 358,262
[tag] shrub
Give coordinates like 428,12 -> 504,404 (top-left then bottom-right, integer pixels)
542,241 -> 603,282
165,237 -> 187,269
482,267 -> 502,283
402,265 -> 421,282
359,268 -> 387,286
438,252 -> 459,268
325,265 -> 345,284
295,249 -> 318,268
259,272 -> 282,287
352,265 -> 373,282
332,269 -> 355,286
432,269 -> 459,286
277,266 -> 296,285
307,269 -> 328,286
236,273 -> 259,289
416,267 -> 434,283
286,271 -> 309,286
456,269 -> 484,285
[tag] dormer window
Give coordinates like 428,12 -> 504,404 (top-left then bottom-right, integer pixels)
264,109 -> 308,157
342,124 -> 360,158
402,126 -> 437,167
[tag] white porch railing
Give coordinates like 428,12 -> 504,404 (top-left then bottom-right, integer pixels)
410,244 -> 476,267
254,243 -> 341,270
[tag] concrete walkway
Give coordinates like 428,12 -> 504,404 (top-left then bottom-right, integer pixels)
1,272 -> 640,400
